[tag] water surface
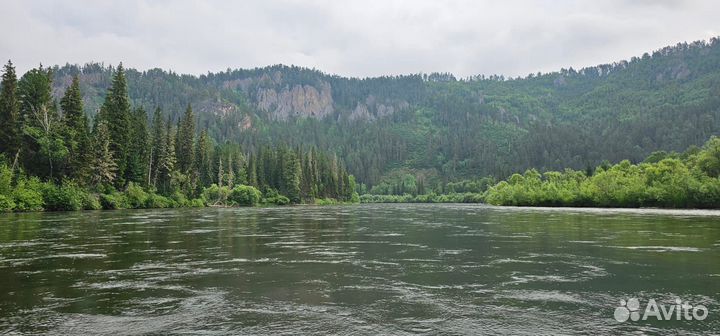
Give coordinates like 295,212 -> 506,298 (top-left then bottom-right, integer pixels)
0,204 -> 718,335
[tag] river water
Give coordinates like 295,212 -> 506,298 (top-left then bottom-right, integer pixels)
0,204 -> 718,335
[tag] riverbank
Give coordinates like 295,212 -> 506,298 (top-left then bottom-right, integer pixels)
0,179 -> 357,213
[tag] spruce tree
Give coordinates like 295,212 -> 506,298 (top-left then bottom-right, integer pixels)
282,149 -> 302,203
0,60 -> 20,166
194,129 -> 213,189
217,156 -> 224,188
175,104 -> 195,174
226,152 -> 235,188
246,153 -> 257,187
149,107 -> 166,188
157,120 -> 176,194
89,120 -> 117,187
60,75 -> 90,179
125,106 -> 149,184
98,64 -> 131,187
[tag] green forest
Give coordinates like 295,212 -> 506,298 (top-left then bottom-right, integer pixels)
0,62 -> 357,212
40,38 -> 720,193
2,37 -> 720,211
484,137 -> 720,208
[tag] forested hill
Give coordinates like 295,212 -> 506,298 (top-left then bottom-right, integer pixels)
47,37 -> 720,187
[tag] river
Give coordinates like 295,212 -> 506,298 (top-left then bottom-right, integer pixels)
0,204 -> 718,335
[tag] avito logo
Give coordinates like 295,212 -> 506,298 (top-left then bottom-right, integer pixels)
614,298 -> 709,322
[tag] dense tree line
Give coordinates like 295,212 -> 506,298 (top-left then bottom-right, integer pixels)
484,136 -> 720,208
0,61 -> 356,212
41,37 -> 720,190
358,137 -> 720,209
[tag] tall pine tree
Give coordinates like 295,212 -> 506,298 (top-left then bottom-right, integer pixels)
195,129 -> 213,189
281,149 -> 301,203
60,75 -> 90,180
149,107 -> 166,189
98,64 -> 131,187
157,119 -> 176,194
125,106 -> 149,184
0,60 -> 21,166
89,120 -> 117,187
175,104 -> 195,174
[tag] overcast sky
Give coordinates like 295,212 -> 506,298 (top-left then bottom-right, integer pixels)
2,0 -> 718,78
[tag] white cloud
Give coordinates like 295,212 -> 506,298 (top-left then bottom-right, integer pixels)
1,0 -> 718,78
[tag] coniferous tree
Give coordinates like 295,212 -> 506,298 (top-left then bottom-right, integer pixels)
246,153 -> 257,187
60,75 -> 90,180
157,119 -> 176,194
226,152 -> 235,188
195,129 -> 213,189
89,120 -> 117,187
149,107 -> 166,188
98,64 -> 131,187
175,104 -> 195,174
282,149 -> 302,203
217,156 -> 224,188
0,60 -> 21,167
126,106 -> 149,184
256,147 -> 266,188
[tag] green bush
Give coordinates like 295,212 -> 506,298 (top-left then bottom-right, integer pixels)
188,198 -> 206,207
201,184 -> 231,205
100,192 -> 128,210
83,193 -> 101,210
12,177 -> 44,212
0,164 -> 12,195
42,181 -> 85,211
145,193 -> 173,208
315,198 -> 338,205
229,185 -> 262,206
261,188 -> 289,205
0,195 -> 16,212
266,194 -> 291,205
125,182 -> 150,209
170,191 -> 188,207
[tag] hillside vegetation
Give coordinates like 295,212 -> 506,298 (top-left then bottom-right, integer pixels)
42,38 -> 720,191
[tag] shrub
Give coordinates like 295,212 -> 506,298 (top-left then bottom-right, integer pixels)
229,185 -> 262,206
12,177 -> 44,212
145,193 -> 173,208
0,195 -> 16,212
315,198 -> 338,205
170,191 -> 188,207
42,181 -> 85,211
188,198 -> 206,207
100,192 -> 128,210
261,188 -> 289,205
266,194 -> 290,205
201,184 -> 231,205
83,193 -> 101,210
0,164 -> 12,195
125,183 -> 150,209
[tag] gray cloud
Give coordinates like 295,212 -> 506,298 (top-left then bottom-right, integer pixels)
1,0 -> 718,78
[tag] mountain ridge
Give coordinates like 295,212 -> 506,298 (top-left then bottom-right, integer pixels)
40,37 -> 720,187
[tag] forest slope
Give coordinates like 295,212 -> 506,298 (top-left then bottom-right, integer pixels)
47,38 -> 720,188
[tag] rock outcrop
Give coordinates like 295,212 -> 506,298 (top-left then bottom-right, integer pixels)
256,81 -> 334,120
348,95 -> 409,121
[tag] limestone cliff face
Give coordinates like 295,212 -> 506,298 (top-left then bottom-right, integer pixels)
349,95 -> 409,121
219,72 -> 408,122
255,81 -> 334,120
197,98 -> 238,118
